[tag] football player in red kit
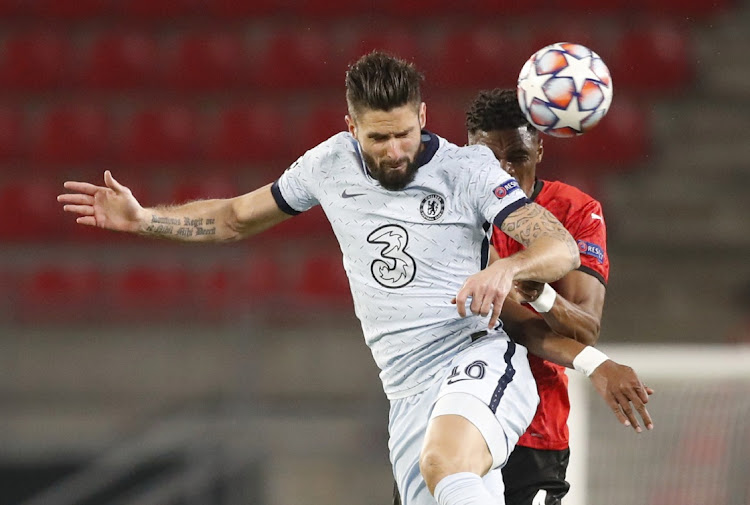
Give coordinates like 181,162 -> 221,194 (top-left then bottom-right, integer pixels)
468,88 -> 609,505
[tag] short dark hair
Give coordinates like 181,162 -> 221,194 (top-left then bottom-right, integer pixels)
345,51 -> 423,119
465,88 -> 536,135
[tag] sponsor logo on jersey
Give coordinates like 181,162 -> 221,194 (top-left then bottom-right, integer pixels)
341,189 -> 364,198
419,194 -> 445,221
577,240 -> 604,264
493,179 -> 520,199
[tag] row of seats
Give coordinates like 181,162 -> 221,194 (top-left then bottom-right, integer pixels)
0,0 -> 731,19
1,253 -> 352,324
0,23 -> 693,93
0,98 -> 649,167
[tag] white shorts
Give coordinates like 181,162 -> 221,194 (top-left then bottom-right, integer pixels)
388,331 -> 539,505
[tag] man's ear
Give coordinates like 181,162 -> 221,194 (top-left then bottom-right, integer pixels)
345,114 -> 356,137
537,137 -> 544,165
419,102 -> 426,129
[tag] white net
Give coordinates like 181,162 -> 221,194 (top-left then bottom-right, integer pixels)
566,345 -> 750,505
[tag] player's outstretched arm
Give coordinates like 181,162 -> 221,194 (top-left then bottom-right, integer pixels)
58,171 -> 292,242
501,300 -> 654,433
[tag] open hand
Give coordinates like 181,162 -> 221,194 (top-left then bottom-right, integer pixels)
58,171 -> 145,233
589,360 -> 655,433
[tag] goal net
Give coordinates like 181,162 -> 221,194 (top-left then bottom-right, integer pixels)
565,344 -> 750,505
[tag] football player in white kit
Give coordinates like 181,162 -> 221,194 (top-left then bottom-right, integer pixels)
59,52 -> 652,505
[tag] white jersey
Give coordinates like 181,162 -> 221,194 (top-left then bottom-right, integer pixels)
273,131 -> 529,399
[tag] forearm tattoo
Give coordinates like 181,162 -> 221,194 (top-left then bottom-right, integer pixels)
145,214 -> 217,238
502,204 -> 578,257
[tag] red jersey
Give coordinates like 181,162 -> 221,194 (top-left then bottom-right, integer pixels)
492,179 -> 609,450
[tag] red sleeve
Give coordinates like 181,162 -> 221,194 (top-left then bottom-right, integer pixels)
568,199 -> 609,285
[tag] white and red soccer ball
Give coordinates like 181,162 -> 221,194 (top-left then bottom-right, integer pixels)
517,42 -> 613,138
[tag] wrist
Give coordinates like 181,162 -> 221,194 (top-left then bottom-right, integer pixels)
528,283 -> 556,313
572,346 -> 609,376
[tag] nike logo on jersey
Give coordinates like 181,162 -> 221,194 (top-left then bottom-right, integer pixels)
591,212 -> 603,222
341,189 -> 365,198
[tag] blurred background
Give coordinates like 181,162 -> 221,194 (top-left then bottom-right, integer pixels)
1,0 -> 749,504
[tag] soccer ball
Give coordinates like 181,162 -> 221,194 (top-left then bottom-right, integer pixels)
517,42 -> 613,138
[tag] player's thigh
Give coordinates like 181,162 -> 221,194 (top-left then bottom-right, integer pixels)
502,446 -> 570,505
388,379 -> 443,505
430,334 -> 539,469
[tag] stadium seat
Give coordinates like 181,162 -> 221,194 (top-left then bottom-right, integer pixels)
297,253 -> 352,306
349,27 -> 423,63
291,99 -> 348,155
18,265 -> 103,323
429,28 -> 524,90
163,32 -> 248,92
31,0 -> 110,19
0,31 -> 72,91
33,105 -> 112,165
119,0 -> 201,19
112,265 -> 191,319
646,0 -> 731,16
117,106 -> 201,164
297,0 -> 379,17
426,100 -> 470,147
167,177 -> 239,204
206,103 -> 287,163
233,254 -> 283,303
569,99 -> 650,166
0,180 -> 65,241
82,32 -> 160,90
612,24 -> 692,93
252,30 -> 341,89
0,107 -> 26,163
208,0 -> 278,17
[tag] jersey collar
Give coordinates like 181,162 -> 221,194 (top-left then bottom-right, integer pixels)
529,179 -> 544,201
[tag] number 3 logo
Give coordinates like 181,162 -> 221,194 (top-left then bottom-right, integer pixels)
367,225 -> 416,289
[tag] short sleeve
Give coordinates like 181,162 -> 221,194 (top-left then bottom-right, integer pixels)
273,151 -> 321,215
468,150 -> 529,227
570,199 -> 609,285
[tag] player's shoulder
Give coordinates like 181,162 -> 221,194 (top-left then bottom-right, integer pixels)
432,136 -> 501,174
540,179 -> 601,209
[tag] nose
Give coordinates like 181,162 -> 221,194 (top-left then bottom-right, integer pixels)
386,138 -> 405,161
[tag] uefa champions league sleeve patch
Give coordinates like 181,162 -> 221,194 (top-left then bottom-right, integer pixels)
493,179 -> 521,199
577,240 -> 605,264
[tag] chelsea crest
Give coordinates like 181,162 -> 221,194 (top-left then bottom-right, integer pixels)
420,194 -> 445,221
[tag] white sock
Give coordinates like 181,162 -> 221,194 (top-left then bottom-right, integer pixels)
433,472 -> 498,505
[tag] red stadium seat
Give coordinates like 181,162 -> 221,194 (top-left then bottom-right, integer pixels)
33,105 -> 111,165
112,265 -> 191,319
233,255 -> 284,303
426,100 -> 470,147
31,0 -> 109,19
297,253 -> 352,307
568,99 -> 650,166
645,0 -> 731,16
117,106 -> 201,164
349,27 -> 423,63
0,31 -> 72,91
18,265 -> 103,323
291,99 -> 348,155
119,0 -> 201,19
612,24 -> 692,93
0,107 -> 26,162
0,180 -> 65,241
208,0 -> 278,17
297,0 -> 379,17
163,32 -> 248,91
206,103 -> 287,163
82,32 -> 160,90
429,28 -> 525,90
253,30 -> 341,89
167,177 -> 239,204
